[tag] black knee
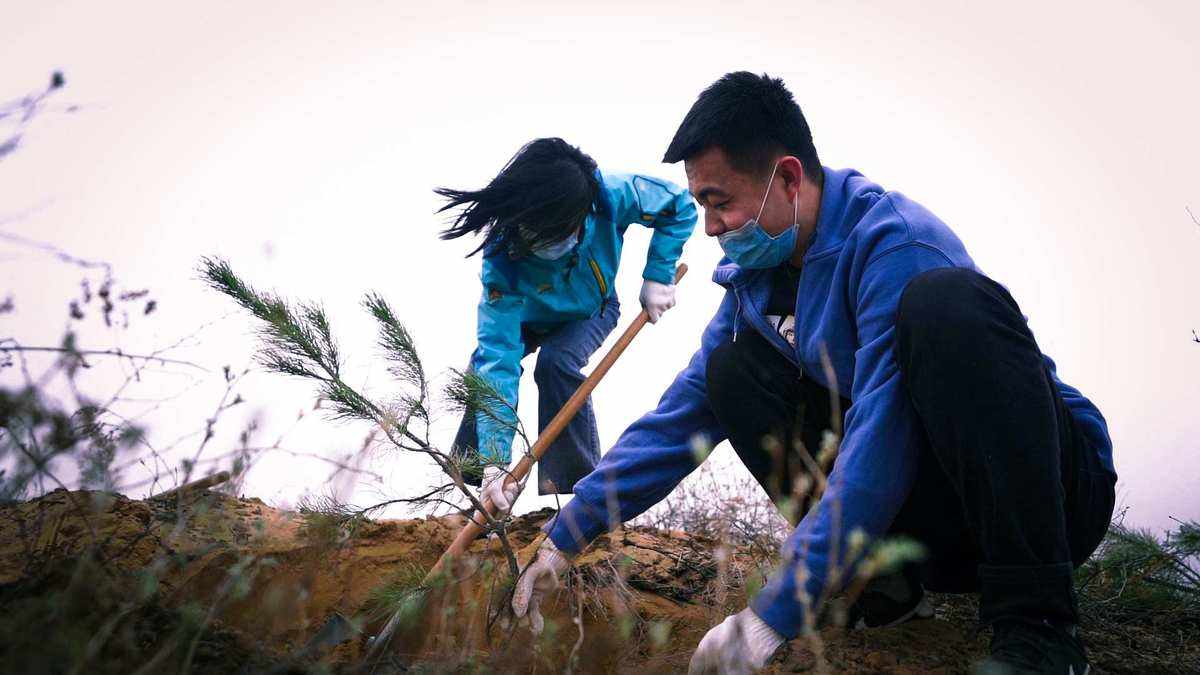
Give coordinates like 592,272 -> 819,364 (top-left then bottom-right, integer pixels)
896,268 -> 1015,363
897,268 -> 990,336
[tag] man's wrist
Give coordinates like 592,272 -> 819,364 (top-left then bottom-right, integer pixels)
544,516 -> 593,556
738,608 -> 786,664
482,464 -> 508,483
537,536 -> 573,568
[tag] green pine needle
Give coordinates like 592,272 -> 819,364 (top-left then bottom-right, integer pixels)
363,292 -> 425,391
199,257 -> 373,422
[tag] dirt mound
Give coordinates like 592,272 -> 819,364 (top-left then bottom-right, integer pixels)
0,488 -> 1194,673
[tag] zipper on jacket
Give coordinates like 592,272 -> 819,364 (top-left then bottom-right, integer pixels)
587,258 -> 608,296
731,282 -> 797,364
588,257 -> 610,317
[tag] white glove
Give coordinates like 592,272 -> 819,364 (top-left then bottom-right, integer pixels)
639,279 -> 676,324
511,537 -> 572,635
688,608 -> 786,675
480,465 -> 522,518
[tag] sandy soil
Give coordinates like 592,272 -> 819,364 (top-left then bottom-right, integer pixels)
0,488 -> 1194,673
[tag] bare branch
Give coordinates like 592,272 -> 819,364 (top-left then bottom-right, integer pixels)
0,344 -> 209,371
0,228 -> 111,272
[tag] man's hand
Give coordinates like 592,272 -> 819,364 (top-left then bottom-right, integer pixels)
511,537 -> 572,634
480,465 -> 521,518
688,608 -> 786,675
639,279 -> 677,324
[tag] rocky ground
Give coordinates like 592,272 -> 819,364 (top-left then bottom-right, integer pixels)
0,487 -> 1195,673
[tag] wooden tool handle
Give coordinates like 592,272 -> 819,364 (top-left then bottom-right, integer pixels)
424,263 -> 688,581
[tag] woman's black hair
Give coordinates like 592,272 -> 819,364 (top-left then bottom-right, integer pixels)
436,137 -> 600,257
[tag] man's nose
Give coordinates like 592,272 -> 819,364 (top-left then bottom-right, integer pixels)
703,210 -> 726,237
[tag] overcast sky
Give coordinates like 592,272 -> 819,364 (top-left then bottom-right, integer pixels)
3,0 -> 1198,532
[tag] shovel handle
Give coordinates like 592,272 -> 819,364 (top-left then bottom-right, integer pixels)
423,263 -> 688,581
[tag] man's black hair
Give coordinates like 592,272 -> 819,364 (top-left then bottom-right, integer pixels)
436,137 -> 599,257
663,72 -> 821,183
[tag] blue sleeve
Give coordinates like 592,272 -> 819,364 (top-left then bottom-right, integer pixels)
545,290 -> 736,553
751,244 -> 957,638
1044,356 -> 1115,474
469,257 -> 526,465
610,174 -> 697,285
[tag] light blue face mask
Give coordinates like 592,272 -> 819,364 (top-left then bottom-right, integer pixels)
520,226 -> 579,261
717,162 -> 799,269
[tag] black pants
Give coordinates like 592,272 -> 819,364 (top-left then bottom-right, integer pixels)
705,268 -> 1116,624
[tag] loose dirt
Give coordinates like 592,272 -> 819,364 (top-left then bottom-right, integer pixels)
0,488 -> 1194,673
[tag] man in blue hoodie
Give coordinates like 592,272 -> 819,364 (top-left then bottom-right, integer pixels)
512,72 -> 1116,675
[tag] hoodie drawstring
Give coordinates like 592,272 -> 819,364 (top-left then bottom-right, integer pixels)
733,290 -> 742,342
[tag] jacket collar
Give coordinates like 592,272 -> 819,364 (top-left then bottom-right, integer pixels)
804,166 -> 860,260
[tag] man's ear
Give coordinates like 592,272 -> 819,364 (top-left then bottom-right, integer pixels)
779,156 -> 806,200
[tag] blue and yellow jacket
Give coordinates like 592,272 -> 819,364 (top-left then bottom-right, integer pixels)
545,166 -> 1115,638
469,170 -> 697,464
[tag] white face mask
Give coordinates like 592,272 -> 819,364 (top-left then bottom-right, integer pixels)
520,226 -> 579,260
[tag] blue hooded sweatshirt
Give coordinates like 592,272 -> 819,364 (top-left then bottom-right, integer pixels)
545,166 -> 1114,638
470,171 -> 697,464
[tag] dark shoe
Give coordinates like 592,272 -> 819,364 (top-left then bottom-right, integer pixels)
974,618 -> 1089,674
848,568 -> 935,630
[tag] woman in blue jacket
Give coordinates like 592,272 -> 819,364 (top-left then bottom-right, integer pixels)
437,137 -> 697,514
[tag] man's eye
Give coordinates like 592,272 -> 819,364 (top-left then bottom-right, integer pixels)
713,201 -> 731,211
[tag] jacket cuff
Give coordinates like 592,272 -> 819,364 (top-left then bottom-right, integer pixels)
750,577 -> 807,639
474,417 -> 513,465
642,263 -> 675,286
475,442 -> 510,464
543,500 -> 606,555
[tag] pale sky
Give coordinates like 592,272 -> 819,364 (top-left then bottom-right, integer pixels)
2,0 -> 1198,532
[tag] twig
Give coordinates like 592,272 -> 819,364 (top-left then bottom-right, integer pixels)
0,345 -> 208,371
0,228 -> 110,271
148,471 -> 231,501
566,586 -> 586,675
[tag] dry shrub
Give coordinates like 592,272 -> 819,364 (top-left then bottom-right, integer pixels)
634,451 -> 791,561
